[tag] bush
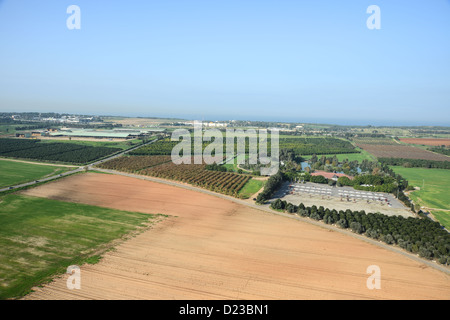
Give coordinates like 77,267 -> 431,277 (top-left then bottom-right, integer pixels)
350,222 -> 364,234
337,219 -> 348,229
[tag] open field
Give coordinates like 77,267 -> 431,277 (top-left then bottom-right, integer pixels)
351,137 -> 399,145
0,158 -> 76,188
238,178 -> 265,199
0,194 -> 159,299
399,138 -> 450,147
302,148 -> 375,162
391,166 -> 450,229
356,144 -> 450,161
39,138 -> 145,150
432,211 -> 450,231
102,116 -> 182,127
21,173 -> 450,300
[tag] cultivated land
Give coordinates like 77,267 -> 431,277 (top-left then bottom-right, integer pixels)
399,138 -> 450,147
391,166 -> 450,229
0,194 -> 159,299
22,173 -> 450,300
39,138 -> 145,150
0,138 -> 122,165
356,144 -> 450,161
302,148 -> 375,162
0,158 -> 76,188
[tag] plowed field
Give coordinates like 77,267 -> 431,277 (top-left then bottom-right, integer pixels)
22,173 -> 450,300
399,138 -> 450,147
356,144 -> 450,161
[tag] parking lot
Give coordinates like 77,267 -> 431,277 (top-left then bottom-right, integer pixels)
271,181 -> 414,217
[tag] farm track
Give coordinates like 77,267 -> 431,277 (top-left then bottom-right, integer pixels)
21,172 -> 450,300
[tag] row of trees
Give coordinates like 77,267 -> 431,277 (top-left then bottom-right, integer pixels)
97,155 -> 172,172
270,200 -> 450,265
0,138 -> 121,164
337,174 -> 398,193
379,157 -> 450,169
141,162 -> 251,197
428,147 -> 450,156
279,137 -> 358,156
256,171 -> 285,204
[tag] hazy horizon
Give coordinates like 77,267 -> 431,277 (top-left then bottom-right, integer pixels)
3,109 -> 450,127
1,1 -> 449,126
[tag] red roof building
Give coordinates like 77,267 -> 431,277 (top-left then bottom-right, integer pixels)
310,170 -> 353,181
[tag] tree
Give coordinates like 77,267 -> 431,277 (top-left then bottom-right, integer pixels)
337,219 -> 348,229
350,222 -> 364,234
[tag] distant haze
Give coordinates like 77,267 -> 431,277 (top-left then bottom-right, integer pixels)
0,1 -> 449,126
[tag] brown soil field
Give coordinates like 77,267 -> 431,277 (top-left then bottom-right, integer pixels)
399,138 -> 450,147
356,144 -> 450,161
22,173 -> 450,300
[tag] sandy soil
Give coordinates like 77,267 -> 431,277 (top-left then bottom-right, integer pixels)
22,173 -> 450,300
399,138 -> 450,147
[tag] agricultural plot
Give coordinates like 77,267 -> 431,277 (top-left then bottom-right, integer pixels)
131,136 -> 359,158
140,162 -> 251,197
391,166 -> 450,229
237,178 -> 265,199
40,138 -> 146,150
96,155 -> 172,172
21,173 -> 450,300
278,137 -> 358,156
356,144 -> 450,161
0,138 -> 121,164
399,138 -> 450,147
128,139 -> 179,155
302,148 -> 375,162
97,154 -> 259,198
351,137 -> 398,145
0,159 -> 75,188
0,194 -> 158,299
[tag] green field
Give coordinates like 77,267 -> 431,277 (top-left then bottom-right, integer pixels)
40,138 -> 146,150
238,178 -> 265,199
0,194 -> 159,299
391,166 -> 450,229
0,159 -> 76,188
302,148 -> 375,162
0,125 -> 17,136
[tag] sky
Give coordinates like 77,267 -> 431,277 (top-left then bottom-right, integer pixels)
0,0 -> 449,126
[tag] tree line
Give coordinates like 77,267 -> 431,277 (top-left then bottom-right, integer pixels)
270,200 -> 450,265
379,158 -> 450,170
0,138 -> 121,164
256,171 -> 285,204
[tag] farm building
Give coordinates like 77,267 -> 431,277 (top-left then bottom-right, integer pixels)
310,170 -> 353,181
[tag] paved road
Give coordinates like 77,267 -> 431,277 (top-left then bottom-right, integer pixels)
93,167 -> 450,275
0,138 -> 159,193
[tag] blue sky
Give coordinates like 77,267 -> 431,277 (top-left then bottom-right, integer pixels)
0,0 -> 449,125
